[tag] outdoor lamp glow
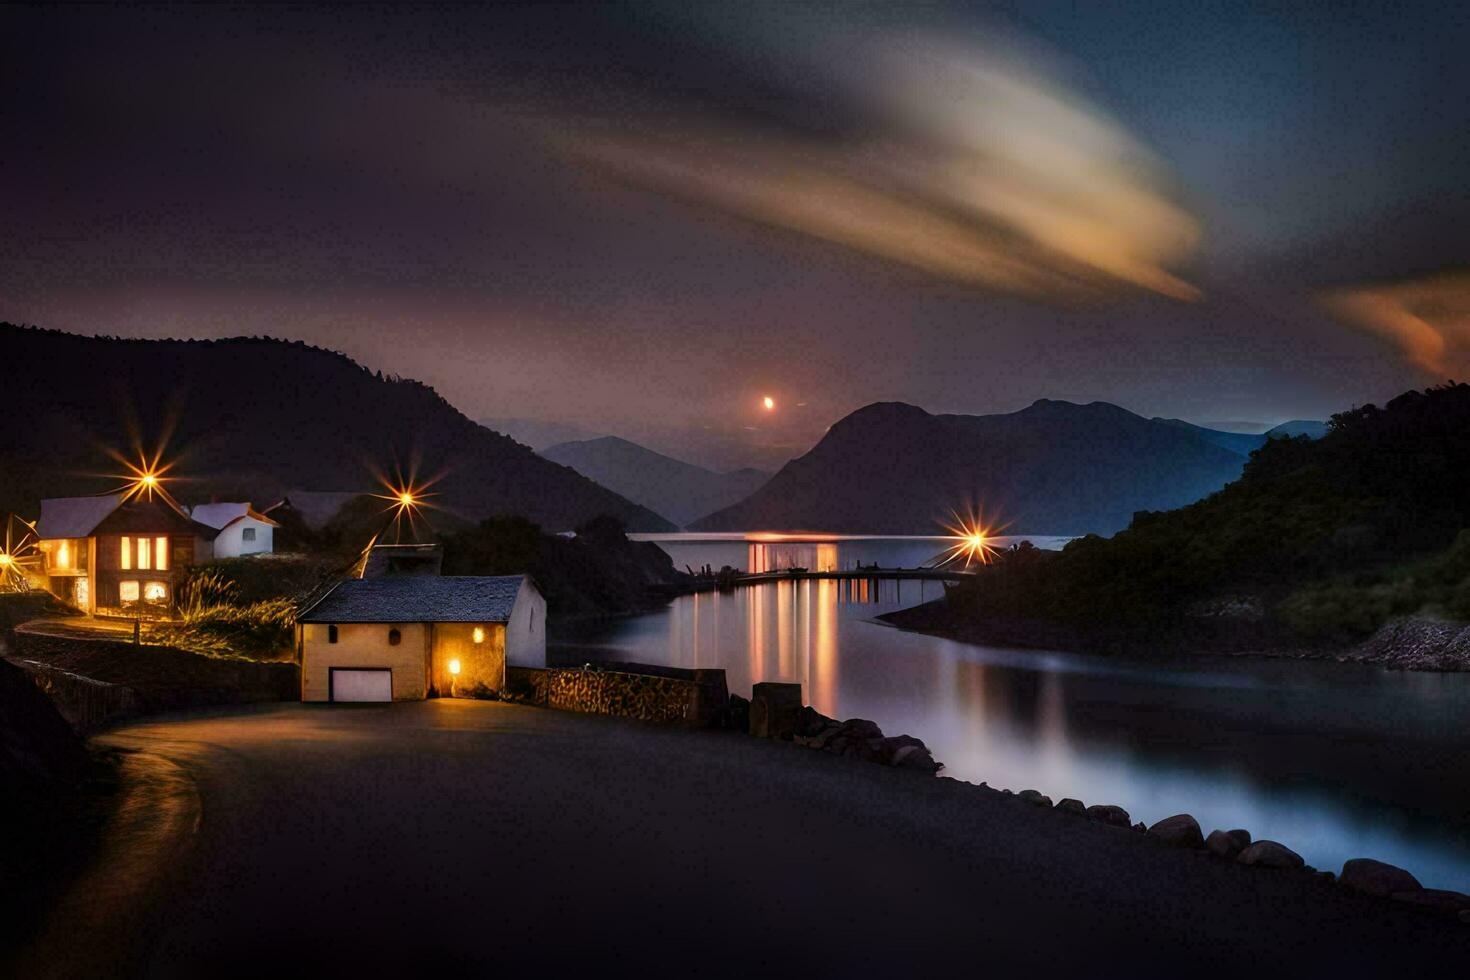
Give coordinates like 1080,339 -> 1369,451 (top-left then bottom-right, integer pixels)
448,659 -> 461,676
472,627 -> 484,644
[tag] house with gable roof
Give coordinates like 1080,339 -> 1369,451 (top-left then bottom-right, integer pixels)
295,575 -> 546,701
35,493 -> 219,615
190,502 -> 280,558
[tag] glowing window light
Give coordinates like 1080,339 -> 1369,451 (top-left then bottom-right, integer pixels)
121,536 -> 132,570
155,536 -> 168,571
57,541 -> 71,570
143,581 -> 167,602
119,580 -> 140,603
137,537 -> 151,570
472,627 -> 484,644
447,659 -> 461,676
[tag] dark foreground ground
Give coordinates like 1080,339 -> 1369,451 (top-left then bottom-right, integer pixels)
11,701 -> 1470,978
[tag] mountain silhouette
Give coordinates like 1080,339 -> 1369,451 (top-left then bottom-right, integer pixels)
0,324 -> 673,531
690,399 -> 1254,535
542,436 -> 769,528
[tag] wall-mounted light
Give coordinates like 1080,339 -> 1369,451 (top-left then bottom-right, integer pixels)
472,627 -> 484,644
448,659 -> 461,676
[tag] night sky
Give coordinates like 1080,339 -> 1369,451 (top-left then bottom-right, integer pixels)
6,2 -> 1469,470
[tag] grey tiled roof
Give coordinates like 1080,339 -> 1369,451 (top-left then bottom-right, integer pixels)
298,575 -> 528,624
36,494 -> 125,539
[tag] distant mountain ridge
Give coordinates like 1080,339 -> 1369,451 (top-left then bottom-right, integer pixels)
1155,418 -> 1327,455
690,399 -> 1262,535
0,324 -> 673,532
542,436 -> 769,528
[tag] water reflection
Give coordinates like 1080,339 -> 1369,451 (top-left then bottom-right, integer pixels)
560,565 -> 1470,892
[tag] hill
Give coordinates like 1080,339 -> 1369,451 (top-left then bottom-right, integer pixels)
542,436 -> 769,528
903,384 -> 1470,652
1265,419 -> 1329,440
0,325 -> 673,531
1156,418 -> 1328,456
477,417 -> 605,452
689,399 -> 1251,535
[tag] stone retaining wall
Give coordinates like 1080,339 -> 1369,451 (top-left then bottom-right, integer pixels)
10,628 -> 300,718
506,663 -> 727,727
13,660 -> 141,734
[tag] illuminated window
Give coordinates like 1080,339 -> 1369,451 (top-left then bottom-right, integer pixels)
56,540 -> 71,570
73,577 -> 89,608
119,581 -> 140,603
472,626 -> 484,644
137,537 -> 151,570
143,581 -> 167,602
388,627 -> 402,646
327,625 -> 338,644
121,536 -> 132,570
155,536 -> 168,571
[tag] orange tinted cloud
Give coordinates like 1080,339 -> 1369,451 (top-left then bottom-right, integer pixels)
1323,270 -> 1470,376
554,31 -> 1200,304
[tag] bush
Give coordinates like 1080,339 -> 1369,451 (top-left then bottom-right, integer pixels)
153,598 -> 296,661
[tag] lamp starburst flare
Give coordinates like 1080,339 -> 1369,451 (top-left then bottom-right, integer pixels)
0,515 -> 43,593
104,442 -> 180,505
932,509 -> 1006,568
369,464 -> 444,544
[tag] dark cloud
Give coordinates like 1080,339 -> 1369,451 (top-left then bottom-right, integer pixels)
3,3 -> 1468,469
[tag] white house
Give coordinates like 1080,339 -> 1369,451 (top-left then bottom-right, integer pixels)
295,575 -> 546,702
190,503 -> 279,559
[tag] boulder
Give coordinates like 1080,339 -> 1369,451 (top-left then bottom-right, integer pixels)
809,723 -> 844,750
1227,828 -> 1252,849
1055,798 -> 1086,816
748,683 -> 802,739
1340,858 -> 1422,898
1147,814 -> 1204,849
1017,789 -> 1052,807
793,705 -> 836,738
1460,909 -> 1470,925
890,743 -> 942,774
1205,829 -> 1244,860
1086,805 -> 1131,828
1390,889 -> 1470,916
1237,840 -> 1304,870
1132,822 -> 1147,833
839,718 -> 884,741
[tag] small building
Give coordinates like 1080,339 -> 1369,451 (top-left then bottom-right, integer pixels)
296,575 -> 546,702
190,502 -> 280,558
35,494 -> 217,615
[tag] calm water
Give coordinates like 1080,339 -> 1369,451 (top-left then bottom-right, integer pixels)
569,534 -> 1470,891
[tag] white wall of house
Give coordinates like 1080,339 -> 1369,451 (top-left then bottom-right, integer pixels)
300,622 -> 429,701
212,517 -> 274,559
504,581 -> 547,667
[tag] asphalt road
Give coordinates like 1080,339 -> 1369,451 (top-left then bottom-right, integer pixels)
20,701 -> 1470,977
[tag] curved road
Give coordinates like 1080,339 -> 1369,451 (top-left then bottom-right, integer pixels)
21,701 -> 1470,977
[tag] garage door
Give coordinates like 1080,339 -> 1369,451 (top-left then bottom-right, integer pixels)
331,669 -> 392,702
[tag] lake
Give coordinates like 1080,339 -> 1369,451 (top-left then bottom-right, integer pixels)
560,533 -> 1470,892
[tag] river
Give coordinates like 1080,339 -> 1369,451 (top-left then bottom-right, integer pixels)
555,533 -> 1470,892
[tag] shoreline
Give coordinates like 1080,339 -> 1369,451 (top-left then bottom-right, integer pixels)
881,599 -> 1470,673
